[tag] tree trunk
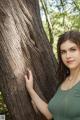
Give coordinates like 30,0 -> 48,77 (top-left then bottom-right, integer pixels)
0,0 -> 58,120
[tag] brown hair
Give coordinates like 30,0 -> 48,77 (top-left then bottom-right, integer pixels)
57,30 -> 80,85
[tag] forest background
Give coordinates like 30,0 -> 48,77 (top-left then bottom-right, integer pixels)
0,0 -> 80,117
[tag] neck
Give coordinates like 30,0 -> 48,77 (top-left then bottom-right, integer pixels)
69,66 -> 80,80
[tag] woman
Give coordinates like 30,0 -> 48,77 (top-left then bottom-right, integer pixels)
24,31 -> 80,120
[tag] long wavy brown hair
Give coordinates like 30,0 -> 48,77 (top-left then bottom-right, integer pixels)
57,30 -> 80,86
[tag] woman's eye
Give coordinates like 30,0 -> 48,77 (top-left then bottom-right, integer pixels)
61,51 -> 66,54
70,48 -> 76,52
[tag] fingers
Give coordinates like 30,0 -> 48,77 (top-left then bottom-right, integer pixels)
24,69 -> 33,91
24,75 -> 28,81
29,70 -> 33,81
24,69 -> 33,81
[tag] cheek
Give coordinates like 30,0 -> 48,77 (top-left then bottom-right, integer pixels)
61,54 -> 66,61
61,55 -> 66,64
74,51 -> 80,60
76,55 -> 80,63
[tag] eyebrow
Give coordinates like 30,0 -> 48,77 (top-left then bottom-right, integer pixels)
60,46 -> 77,51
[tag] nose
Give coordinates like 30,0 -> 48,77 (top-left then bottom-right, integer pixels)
66,51 -> 71,59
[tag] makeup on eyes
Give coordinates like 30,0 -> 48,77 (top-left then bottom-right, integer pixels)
60,46 -> 77,55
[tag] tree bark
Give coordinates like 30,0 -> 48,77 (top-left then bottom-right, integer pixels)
0,0 -> 58,120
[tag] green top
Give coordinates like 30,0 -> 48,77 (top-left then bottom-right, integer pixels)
48,81 -> 80,120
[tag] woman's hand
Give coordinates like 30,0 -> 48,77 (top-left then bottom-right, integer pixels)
24,69 -> 33,92
24,69 -> 52,119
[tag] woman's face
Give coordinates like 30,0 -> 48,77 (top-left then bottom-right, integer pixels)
60,40 -> 80,70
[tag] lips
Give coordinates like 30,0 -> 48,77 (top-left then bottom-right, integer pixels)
67,60 -> 75,64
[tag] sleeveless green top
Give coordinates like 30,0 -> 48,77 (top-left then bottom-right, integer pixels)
48,81 -> 80,120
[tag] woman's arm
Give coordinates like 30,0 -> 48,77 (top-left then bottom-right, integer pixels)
24,69 -> 52,120
28,88 -> 52,119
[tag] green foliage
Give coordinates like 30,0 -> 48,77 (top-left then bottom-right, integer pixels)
40,0 -> 80,57
0,92 -> 8,114
0,92 -> 11,119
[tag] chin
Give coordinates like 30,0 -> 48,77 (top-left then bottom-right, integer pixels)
67,64 -> 79,70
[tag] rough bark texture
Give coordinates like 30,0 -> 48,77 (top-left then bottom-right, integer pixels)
0,0 -> 57,120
